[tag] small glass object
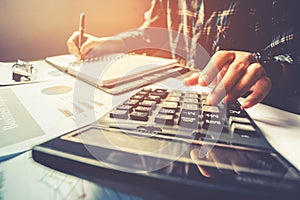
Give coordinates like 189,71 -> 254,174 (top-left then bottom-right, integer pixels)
12,60 -> 35,81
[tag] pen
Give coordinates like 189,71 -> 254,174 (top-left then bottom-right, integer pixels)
78,13 -> 85,58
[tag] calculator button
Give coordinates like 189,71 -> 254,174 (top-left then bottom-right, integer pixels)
201,99 -> 210,106
139,100 -> 157,108
168,91 -> 183,97
231,123 -> 259,137
162,102 -> 178,110
144,95 -> 161,103
181,103 -> 199,112
109,109 -> 128,119
203,112 -> 221,121
155,114 -> 174,125
179,111 -> 199,129
184,93 -> 198,99
228,109 -> 247,117
130,111 -> 149,122
135,106 -> 153,114
123,99 -> 140,108
116,104 -> 133,112
165,96 -> 181,103
202,106 -> 220,113
183,98 -> 199,104
130,95 -> 145,101
151,90 -> 168,98
201,92 -> 209,98
202,119 -> 223,131
159,108 -> 176,115
228,116 -> 251,125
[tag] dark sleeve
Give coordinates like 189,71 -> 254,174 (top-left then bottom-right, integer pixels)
255,1 -> 300,65
254,1 -> 300,108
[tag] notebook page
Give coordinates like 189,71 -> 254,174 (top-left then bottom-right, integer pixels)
67,54 -> 178,87
45,54 -> 77,72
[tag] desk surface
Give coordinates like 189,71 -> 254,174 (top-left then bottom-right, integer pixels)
0,60 -> 300,199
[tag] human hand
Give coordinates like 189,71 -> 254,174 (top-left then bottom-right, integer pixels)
67,31 -> 102,59
185,51 -> 272,108
67,31 -> 125,60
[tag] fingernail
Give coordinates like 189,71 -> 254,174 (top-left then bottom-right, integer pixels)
223,95 -> 232,103
183,79 -> 190,86
198,75 -> 207,86
242,101 -> 251,109
208,93 -> 216,105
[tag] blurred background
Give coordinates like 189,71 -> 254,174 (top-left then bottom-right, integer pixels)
0,0 -> 151,62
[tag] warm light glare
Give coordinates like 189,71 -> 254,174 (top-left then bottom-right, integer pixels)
0,0 -> 150,61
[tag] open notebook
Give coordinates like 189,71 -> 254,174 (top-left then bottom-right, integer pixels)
45,54 -> 189,95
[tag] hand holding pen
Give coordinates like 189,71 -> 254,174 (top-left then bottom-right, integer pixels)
67,13 -> 112,60
67,13 -> 127,60
67,13 -> 88,59
67,13 -> 100,60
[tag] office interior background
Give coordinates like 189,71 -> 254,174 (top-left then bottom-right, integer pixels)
0,0 -> 151,62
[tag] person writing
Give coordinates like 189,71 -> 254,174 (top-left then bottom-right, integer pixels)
67,0 -> 300,110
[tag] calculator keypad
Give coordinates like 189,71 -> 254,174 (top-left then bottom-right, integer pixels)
98,88 -> 266,149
